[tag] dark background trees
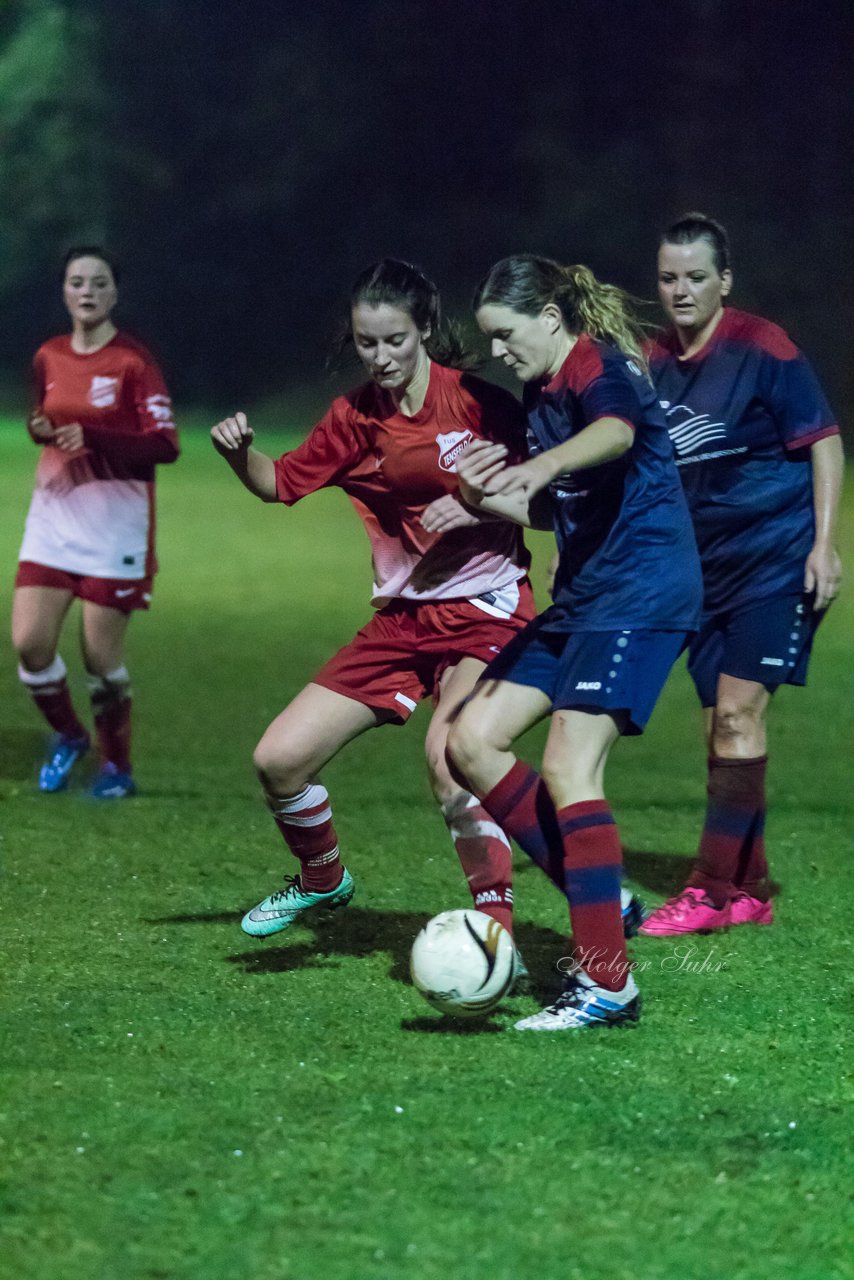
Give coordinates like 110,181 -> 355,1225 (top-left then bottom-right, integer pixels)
1,0 -> 851,419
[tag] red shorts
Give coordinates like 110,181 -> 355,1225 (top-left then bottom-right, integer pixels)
15,561 -> 153,613
313,580 -> 536,721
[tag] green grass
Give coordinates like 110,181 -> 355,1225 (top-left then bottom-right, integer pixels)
1,416 -> 852,1280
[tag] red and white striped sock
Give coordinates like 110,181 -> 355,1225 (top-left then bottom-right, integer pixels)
266,783 -> 343,893
443,792 -> 514,934
18,655 -> 88,741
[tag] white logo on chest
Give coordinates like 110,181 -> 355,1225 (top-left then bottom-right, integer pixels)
660,401 -> 726,456
89,376 -> 119,408
436,429 -> 474,472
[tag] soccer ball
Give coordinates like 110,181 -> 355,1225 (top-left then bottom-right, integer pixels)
409,909 -> 516,1018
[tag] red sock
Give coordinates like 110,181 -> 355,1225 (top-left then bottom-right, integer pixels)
689,756 -> 769,906
18,658 -> 88,741
556,800 -> 627,991
267,784 -> 343,892
481,760 -> 564,891
443,793 -> 514,933
87,669 -> 132,771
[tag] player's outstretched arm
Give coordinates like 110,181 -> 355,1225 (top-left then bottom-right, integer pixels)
210,411 -> 278,502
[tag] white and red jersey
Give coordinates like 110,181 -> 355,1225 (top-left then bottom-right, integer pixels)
274,362 -> 531,607
19,332 -> 179,580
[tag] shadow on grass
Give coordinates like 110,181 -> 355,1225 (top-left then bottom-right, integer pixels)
146,910 -> 242,925
223,905 -> 567,1000
622,849 -> 693,898
622,849 -> 782,901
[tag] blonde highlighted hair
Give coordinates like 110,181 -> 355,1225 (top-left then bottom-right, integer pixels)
473,255 -> 649,372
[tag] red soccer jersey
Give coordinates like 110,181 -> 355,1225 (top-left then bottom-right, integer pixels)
274,362 -> 531,605
20,332 -> 179,579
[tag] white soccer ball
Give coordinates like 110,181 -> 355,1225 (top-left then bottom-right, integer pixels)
410,909 -> 515,1018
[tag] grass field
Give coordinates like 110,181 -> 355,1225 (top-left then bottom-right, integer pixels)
1,416 -> 852,1280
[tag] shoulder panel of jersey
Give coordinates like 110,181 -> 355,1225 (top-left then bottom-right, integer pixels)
274,391 -> 374,505
720,308 -> 799,361
547,334 -> 642,431
546,332 -> 605,396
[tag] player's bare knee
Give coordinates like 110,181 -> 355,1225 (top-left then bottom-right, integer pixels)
714,702 -> 763,751
253,742 -> 307,796
15,638 -> 56,673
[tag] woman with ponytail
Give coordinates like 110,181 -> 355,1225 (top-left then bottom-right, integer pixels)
210,259 -> 537,953
446,254 -> 703,1031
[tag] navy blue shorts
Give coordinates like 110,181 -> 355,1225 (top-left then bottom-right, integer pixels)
483,612 -> 690,736
687,591 -> 823,708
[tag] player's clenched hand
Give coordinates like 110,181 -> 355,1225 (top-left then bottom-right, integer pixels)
211,411 -> 254,454
53,422 -> 86,453
420,494 -> 480,534
27,413 -> 55,445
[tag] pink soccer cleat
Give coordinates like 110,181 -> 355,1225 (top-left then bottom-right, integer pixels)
638,886 -> 731,937
729,893 -> 774,927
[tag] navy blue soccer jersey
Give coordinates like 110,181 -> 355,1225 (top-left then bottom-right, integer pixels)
649,308 -> 839,615
524,334 -> 702,632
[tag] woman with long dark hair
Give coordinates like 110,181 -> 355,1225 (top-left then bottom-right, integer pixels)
446,254 -> 703,1030
211,259 -> 537,948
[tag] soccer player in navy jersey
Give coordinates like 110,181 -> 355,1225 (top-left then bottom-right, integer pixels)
444,256 -> 703,1030
210,261 -> 540,949
12,248 -> 179,798
640,214 -> 844,937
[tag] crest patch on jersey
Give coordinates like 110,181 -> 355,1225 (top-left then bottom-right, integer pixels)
89,376 -> 119,408
436,429 -> 474,472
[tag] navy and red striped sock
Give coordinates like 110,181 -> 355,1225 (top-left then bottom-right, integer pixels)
689,756 -> 769,906
480,760 -> 564,892
556,799 -> 627,991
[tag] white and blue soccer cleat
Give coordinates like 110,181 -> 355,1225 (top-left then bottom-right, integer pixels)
514,968 -> 641,1031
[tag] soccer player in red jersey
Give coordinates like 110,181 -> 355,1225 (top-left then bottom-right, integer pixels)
211,260 -> 539,947
445,255 -> 703,1031
640,214 -> 844,936
12,248 -> 180,798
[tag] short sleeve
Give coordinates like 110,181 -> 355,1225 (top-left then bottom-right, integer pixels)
764,349 -> 839,451
578,365 -> 640,432
274,400 -> 366,505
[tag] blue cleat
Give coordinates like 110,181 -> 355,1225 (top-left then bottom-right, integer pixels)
621,889 -> 649,938
91,762 -> 137,799
39,734 -> 90,793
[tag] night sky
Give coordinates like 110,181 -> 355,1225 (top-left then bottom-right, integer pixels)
0,0 -> 851,420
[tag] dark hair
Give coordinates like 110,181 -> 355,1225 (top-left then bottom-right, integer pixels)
340,258 -> 476,370
62,245 -> 120,285
659,213 -> 731,275
474,254 -> 649,367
